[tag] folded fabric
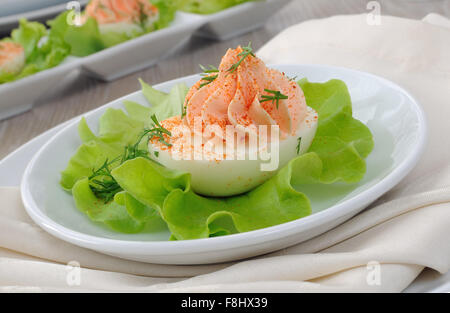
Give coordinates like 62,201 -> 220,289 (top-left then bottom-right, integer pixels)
1,185 -> 449,292
1,13 -> 449,292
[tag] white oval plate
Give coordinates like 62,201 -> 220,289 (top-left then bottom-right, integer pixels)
21,64 -> 427,265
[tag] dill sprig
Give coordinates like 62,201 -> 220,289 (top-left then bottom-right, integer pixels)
88,114 -> 172,203
147,114 -> 172,147
121,135 -> 149,163
296,137 -> 302,155
227,42 -> 255,73
89,158 -> 122,203
199,74 -> 218,88
260,89 -> 289,109
181,103 -> 187,119
199,64 -> 219,73
199,64 -> 219,88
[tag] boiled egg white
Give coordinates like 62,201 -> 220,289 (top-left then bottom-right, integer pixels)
148,107 -> 318,197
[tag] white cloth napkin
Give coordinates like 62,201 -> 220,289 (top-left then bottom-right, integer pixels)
1,13 -> 450,292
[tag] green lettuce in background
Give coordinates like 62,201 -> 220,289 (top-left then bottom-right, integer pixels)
151,0 -> 179,29
47,11 -> 105,57
0,19 -> 70,84
178,0 -> 255,14
60,78 -> 374,238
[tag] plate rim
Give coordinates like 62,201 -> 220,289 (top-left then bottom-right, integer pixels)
20,64 -> 428,256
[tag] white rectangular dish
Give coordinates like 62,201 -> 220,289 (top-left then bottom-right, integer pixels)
0,0 -> 293,121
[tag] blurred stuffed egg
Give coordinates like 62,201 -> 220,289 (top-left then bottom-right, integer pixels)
0,42 -> 25,79
83,0 -> 159,37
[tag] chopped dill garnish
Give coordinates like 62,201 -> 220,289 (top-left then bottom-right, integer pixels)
88,158 -> 122,204
199,74 -> 219,88
181,103 -> 187,118
227,42 -> 255,73
296,137 -> 302,155
148,114 -> 172,147
260,89 -> 289,109
199,64 -> 219,73
199,64 -> 219,88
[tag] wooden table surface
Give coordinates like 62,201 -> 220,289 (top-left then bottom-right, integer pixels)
1,0 -> 449,160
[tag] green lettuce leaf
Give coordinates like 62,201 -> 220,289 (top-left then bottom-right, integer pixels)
100,31 -> 137,48
112,155 -> 313,240
10,19 -> 46,59
61,78 -> 374,239
0,69 -> 16,84
151,0 -> 179,29
60,108 -> 146,191
47,11 -> 105,57
178,0 -> 254,14
140,78 -> 188,120
72,178 -> 145,233
122,79 -> 188,124
300,79 -> 374,183
114,191 -> 160,223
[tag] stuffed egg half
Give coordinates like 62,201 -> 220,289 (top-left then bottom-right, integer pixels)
149,46 -> 318,197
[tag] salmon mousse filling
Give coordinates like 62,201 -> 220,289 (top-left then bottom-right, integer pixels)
148,45 -> 319,196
